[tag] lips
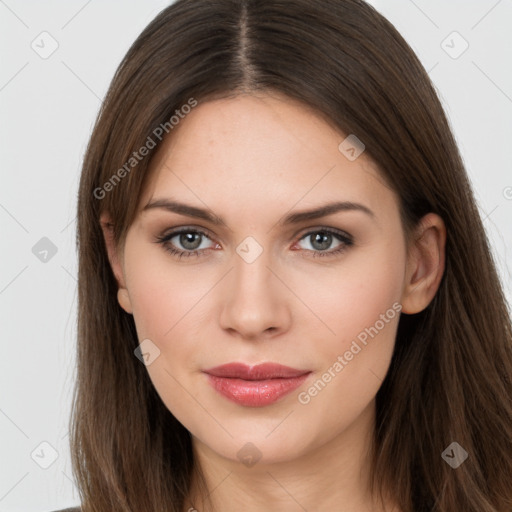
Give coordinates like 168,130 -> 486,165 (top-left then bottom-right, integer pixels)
203,363 -> 311,407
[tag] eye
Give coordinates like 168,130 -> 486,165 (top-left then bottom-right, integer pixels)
294,228 -> 353,258
155,228 -> 218,259
155,226 -> 354,261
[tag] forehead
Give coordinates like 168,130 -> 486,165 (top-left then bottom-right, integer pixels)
139,93 -> 398,225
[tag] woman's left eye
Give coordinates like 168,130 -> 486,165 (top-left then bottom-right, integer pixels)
294,229 -> 353,258
155,227 -> 353,260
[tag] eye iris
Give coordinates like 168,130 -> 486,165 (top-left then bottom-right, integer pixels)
311,232 -> 332,251
180,232 -> 202,250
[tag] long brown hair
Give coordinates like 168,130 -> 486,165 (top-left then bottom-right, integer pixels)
71,1 -> 512,511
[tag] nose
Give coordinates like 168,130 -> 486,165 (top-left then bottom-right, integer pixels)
218,249 -> 292,341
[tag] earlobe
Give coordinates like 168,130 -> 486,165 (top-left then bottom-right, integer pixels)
117,289 -> 133,314
401,213 -> 446,314
100,212 -> 133,314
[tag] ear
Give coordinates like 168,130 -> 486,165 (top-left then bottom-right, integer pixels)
100,212 -> 133,314
401,213 -> 446,314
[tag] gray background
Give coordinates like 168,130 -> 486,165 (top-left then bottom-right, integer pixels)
1,1 -> 511,511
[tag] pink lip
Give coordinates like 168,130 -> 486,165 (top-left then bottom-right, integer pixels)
203,363 -> 311,407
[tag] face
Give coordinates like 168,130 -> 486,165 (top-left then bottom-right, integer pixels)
112,92 -> 410,466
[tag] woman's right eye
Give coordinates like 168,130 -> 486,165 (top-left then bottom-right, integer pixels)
155,228 -> 217,259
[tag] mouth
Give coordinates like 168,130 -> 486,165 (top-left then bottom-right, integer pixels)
202,362 -> 312,407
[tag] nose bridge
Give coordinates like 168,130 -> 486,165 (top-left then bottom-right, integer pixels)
219,238 -> 290,338
231,233 -> 274,291
233,244 -> 272,296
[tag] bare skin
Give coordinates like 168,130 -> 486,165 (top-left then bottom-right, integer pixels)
101,92 -> 446,512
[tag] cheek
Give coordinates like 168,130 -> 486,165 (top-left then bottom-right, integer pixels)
292,241 -> 404,407
297,239 -> 405,346
122,246 -> 212,422
122,241 -> 222,400
124,239 -> 216,341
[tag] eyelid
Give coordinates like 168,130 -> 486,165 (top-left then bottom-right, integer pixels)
156,225 -> 218,246
156,224 -> 353,244
155,224 -> 354,258
295,225 -> 353,242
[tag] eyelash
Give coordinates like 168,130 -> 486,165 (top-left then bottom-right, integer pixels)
154,226 -> 354,260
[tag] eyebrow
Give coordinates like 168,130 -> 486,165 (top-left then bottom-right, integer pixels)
142,198 -> 375,226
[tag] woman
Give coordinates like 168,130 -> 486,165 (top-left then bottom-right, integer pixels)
57,0 -> 512,511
